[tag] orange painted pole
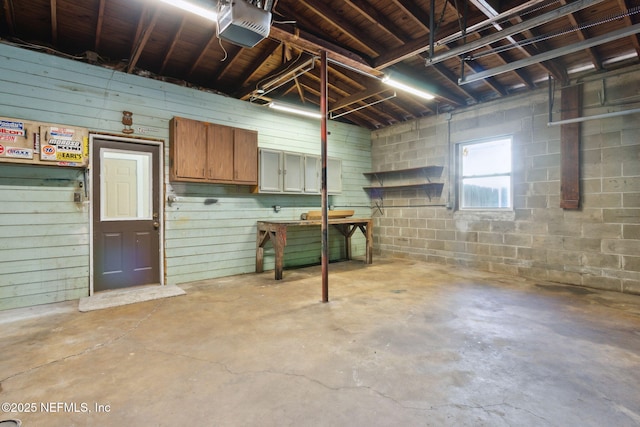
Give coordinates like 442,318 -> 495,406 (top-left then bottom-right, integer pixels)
320,50 -> 329,303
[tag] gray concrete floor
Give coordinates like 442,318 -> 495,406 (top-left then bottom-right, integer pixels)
2,258 -> 640,426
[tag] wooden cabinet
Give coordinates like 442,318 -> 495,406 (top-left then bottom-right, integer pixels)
207,123 -> 234,181
170,117 -> 207,180
233,128 -> 259,184
170,117 -> 258,185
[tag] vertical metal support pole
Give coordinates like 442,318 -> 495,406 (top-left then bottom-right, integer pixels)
548,74 -> 553,123
459,0 -> 468,83
320,50 -> 329,303
429,0 -> 434,60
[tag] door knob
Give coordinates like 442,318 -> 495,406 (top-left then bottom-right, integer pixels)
153,221 -> 160,229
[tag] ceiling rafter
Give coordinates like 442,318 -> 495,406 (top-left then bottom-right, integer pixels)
489,44 -> 536,89
443,0 -> 536,90
327,67 -> 416,120
128,7 -> 160,74
131,5 -> 152,57
231,40 -> 281,96
209,43 -> 244,83
297,74 -> 394,126
295,0 -> 382,58
617,0 -> 640,58
2,0 -> 16,35
359,0 -> 480,104
94,0 -> 106,51
327,59 -> 438,117
328,88 -> 395,127
269,5 -> 453,115
329,85 -> 389,112
306,65 -> 401,122
459,22 -> 640,85
432,62 -> 479,104
238,44 -> 300,100
343,0 -> 475,104
50,0 -> 57,44
160,16 -> 187,73
454,0 -> 605,83
5,0 -> 639,129
301,68 -> 400,120
465,60 -> 508,97
390,0 -> 430,31
505,16 -> 571,84
372,16 -> 486,69
187,32 -> 219,78
558,0 -> 603,70
269,23 -> 378,77
290,77 -> 376,127
444,25 -> 536,91
471,0 -> 564,83
344,0 -> 407,43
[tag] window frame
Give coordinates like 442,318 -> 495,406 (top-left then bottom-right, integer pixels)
457,136 -> 513,211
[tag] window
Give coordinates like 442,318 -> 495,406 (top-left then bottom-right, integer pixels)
101,149 -> 152,220
459,137 -> 512,210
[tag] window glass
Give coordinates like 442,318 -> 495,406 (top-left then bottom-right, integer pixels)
460,138 -> 512,210
101,149 -> 152,220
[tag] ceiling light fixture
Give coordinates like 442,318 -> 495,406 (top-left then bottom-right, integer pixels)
381,75 -> 435,100
157,0 -> 217,22
268,102 -> 322,119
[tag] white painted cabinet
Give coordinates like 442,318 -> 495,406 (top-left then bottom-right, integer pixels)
304,155 -> 320,193
284,152 -> 304,192
259,148 -> 282,192
259,149 -> 341,194
328,157 -> 342,194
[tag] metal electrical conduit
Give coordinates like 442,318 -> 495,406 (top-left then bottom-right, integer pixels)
547,107 -> 640,126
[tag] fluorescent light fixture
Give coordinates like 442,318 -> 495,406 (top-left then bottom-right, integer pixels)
157,0 -> 217,22
382,75 -> 435,100
268,102 -> 322,119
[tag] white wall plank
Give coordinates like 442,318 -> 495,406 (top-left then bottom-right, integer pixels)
0,43 -> 372,310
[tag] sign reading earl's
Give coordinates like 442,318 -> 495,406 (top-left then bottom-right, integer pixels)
40,139 -> 83,162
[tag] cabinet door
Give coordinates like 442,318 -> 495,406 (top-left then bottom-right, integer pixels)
284,152 -> 304,192
234,128 -> 258,184
259,149 -> 282,192
328,157 -> 342,194
207,124 -> 234,182
304,155 -> 320,193
170,117 -> 207,180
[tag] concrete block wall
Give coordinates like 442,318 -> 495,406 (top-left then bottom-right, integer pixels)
370,66 -> 640,294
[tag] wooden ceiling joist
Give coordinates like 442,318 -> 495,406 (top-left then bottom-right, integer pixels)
6,0 -> 639,129
160,16 -> 187,73
2,0 -> 15,35
94,0 -> 106,51
50,0 -> 57,44
128,7 -> 160,74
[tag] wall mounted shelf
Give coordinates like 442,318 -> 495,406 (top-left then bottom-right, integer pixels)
363,166 -> 444,213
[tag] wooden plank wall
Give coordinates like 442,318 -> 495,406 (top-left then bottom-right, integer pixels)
0,44 -> 371,310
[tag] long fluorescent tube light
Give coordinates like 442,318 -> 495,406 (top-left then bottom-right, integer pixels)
268,102 -> 322,119
157,0 -> 217,22
381,76 -> 435,100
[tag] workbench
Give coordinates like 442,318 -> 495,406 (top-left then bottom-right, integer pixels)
256,218 -> 373,280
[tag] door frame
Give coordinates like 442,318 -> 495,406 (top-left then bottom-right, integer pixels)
89,134 -> 165,295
